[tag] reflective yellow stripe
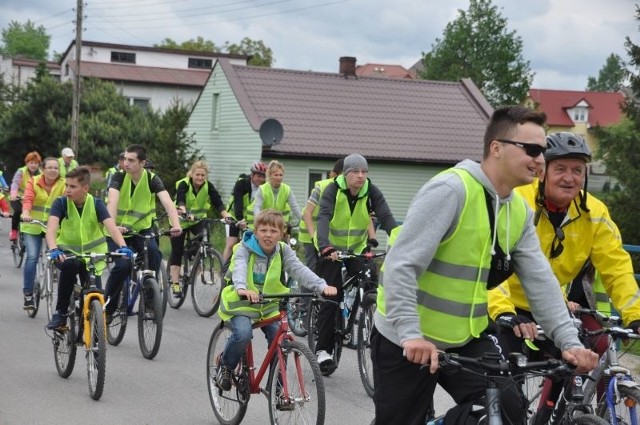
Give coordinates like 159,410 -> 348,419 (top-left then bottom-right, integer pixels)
427,258 -> 489,283
418,290 -> 487,318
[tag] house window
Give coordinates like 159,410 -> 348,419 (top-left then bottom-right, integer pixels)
111,51 -> 136,64
65,64 -> 69,76
127,97 -> 150,111
308,171 -> 328,197
188,58 -> 213,69
211,92 -> 220,130
571,107 -> 588,122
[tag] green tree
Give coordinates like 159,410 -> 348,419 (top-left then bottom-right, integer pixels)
155,36 -> 274,67
0,20 -> 50,60
420,0 -> 533,107
586,53 -> 627,92
155,37 -> 218,52
595,6 -> 640,244
224,37 -> 274,67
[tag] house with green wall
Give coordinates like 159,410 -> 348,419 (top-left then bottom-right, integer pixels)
186,57 -> 493,245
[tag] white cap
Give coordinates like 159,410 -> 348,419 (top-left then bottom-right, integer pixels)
61,147 -> 74,157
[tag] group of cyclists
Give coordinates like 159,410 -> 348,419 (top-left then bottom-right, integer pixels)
5,103 -> 640,423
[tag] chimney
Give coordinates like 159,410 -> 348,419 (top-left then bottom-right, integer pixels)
339,56 -> 357,79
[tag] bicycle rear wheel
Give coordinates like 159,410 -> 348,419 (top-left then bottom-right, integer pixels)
207,323 -> 249,425
267,339 -> 325,425
106,281 -> 128,346
53,310 -> 77,378
191,247 -> 224,317
596,382 -> 640,424
357,293 -> 377,398
137,276 -> 163,359
87,299 -> 107,400
166,260 -> 188,309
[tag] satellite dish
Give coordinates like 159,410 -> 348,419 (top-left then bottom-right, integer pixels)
259,118 -> 284,146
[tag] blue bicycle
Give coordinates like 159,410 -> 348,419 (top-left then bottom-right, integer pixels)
105,226 -> 169,360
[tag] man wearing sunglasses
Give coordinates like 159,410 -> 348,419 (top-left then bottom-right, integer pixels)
371,108 -> 598,425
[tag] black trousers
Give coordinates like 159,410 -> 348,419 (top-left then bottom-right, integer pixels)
371,327 -> 526,425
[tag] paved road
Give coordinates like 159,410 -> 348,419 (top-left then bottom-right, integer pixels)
0,222 -> 453,424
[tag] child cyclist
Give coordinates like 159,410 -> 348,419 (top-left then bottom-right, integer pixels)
216,209 -> 337,391
45,166 -> 133,330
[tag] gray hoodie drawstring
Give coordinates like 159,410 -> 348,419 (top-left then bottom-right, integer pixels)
490,193 -> 512,261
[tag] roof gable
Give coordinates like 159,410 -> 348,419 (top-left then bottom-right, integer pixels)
216,59 -> 492,163
528,88 -> 625,127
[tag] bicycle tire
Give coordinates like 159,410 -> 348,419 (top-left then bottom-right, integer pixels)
106,281 -> 128,346
157,259 -> 168,318
166,258 -> 188,309
357,293 -> 377,398
267,339 -> 326,425
12,237 -> 24,268
191,247 -> 224,317
45,263 -> 59,322
569,413 -> 610,425
596,382 -> 640,424
207,323 -> 249,425
53,310 -> 77,378
287,294 -> 308,337
87,299 -> 107,400
137,276 -> 163,359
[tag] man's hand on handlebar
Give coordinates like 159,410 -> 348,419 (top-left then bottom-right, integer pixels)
402,338 -> 439,373
322,286 -> 337,297
561,347 -> 598,373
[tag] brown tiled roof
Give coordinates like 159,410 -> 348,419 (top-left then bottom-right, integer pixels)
11,57 -> 60,70
356,63 -> 415,79
219,59 -> 492,163
70,61 -> 209,87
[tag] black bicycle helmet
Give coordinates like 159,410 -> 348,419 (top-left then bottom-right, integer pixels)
544,132 -> 592,163
536,132 -> 591,216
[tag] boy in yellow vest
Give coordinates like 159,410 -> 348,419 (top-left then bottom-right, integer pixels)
215,209 -> 336,393
45,167 -> 133,330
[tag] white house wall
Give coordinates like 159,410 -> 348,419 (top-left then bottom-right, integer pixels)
112,81 -> 200,112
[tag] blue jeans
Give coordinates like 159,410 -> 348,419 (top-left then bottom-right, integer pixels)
23,233 -> 44,295
222,315 -> 278,369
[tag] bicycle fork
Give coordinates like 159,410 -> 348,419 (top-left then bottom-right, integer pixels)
81,291 -> 106,347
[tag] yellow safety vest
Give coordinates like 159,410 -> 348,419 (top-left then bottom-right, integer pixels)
21,175 -> 65,235
377,169 -> 527,345
116,170 -> 156,232
58,157 -> 78,178
299,178 -> 333,244
218,241 -> 289,321
175,177 -> 210,229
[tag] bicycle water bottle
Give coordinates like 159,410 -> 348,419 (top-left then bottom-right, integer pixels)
344,287 -> 357,311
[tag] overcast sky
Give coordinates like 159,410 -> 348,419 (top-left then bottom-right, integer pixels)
2,0 -> 638,90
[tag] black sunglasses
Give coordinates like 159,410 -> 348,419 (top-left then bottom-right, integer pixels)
496,139 -> 547,158
550,226 -> 565,259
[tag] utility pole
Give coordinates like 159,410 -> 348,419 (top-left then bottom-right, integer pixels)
70,0 -> 84,154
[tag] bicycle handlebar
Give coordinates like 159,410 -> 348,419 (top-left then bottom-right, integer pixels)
336,251 -> 386,261
436,351 -> 572,376
574,307 -> 640,340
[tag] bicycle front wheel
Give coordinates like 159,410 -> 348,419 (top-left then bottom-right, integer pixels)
191,248 -> 224,317
87,299 -> 107,400
53,310 -> 77,378
306,300 -> 341,377
596,382 -> 640,424
26,278 -> 41,319
207,323 -> 249,425
357,293 -> 377,398
137,276 -> 163,359
157,259 -> 168,318
267,339 -> 325,425
106,281 -> 128,346
12,238 -> 24,268
44,262 -> 59,321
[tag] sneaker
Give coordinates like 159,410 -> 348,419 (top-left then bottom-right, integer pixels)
217,365 -> 232,391
23,295 -> 35,310
9,229 -> 18,241
171,282 -> 182,298
316,350 -> 334,367
47,311 -> 68,330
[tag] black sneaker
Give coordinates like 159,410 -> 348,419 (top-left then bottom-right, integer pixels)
47,311 -> 68,330
217,365 -> 232,391
23,295 -> 35,310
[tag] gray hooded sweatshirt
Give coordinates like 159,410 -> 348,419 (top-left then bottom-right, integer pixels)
374,159 -> 582,351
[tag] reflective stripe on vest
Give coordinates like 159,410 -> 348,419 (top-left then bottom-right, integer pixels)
218,241 -> 289,322
116,170 -> 156,231
377,168 -> 527,345
176,177 -> 210,229
318,175 -> 369,253
260,183 -> 291,222
57,195 -> 108,273
21,176 -> 65,235
299,178 -> 333,244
